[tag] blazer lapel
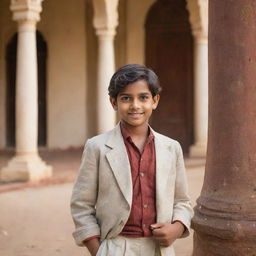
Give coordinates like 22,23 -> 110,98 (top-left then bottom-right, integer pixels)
153,132 -> 175,222
105,125 -> 133,208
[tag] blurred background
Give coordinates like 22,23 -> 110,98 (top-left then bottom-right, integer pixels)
0,0 -> 208,255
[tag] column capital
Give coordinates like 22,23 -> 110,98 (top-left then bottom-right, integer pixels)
92,0 -> 119,37
10,0 -> 43,23
194,33 -> 208,44
186,0 -> 208,40
95,28 -> 116,39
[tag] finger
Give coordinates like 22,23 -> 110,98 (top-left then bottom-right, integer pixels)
156,238 -> 173,247
150,223 -> 165,230
155,238 -> 168,246
153,234 -> 162,240
152,227 -> 166,236
152,229 -> 165,237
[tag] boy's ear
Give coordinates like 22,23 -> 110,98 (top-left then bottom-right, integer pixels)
152,94 -> 160,110
109,97 -> 118,111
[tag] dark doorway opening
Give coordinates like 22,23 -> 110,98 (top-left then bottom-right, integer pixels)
145,0 -> 194,154
6,31 -> 47,147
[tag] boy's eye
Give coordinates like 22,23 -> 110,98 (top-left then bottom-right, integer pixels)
140,95 -> 149,100
120,96 -> 131,101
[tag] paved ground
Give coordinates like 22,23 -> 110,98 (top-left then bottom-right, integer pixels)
0,150 -> 205,256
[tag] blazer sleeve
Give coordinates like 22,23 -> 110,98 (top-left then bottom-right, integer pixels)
172,141 -> 193,238
70,139 -> 100,246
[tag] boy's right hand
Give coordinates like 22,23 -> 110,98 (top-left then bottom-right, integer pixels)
151,222 -> 185,247
84,238 -> 100,256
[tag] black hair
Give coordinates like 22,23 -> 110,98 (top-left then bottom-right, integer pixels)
108,64 -> 162,98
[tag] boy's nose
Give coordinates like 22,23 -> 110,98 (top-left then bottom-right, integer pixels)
131,99 -> 140,109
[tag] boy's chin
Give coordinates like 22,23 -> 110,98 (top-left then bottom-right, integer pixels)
121,119 -> 149,127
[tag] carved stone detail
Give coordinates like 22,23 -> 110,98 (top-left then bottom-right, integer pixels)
10,0 -> 43,22
92,0 -> 119,35
186,0 -> 208,40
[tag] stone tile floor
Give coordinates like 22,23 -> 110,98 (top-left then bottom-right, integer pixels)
0,149 -> 205,256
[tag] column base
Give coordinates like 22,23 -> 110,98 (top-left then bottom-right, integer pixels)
192,196 -> 256,256
189,143 -> 207,157
0,154 -> 52,182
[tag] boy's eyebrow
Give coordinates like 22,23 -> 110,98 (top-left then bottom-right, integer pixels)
139,92 -> 151,95
119,93 -> 131,96
119,92 -> 151,96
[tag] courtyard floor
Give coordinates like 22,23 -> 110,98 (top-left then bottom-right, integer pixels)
0,149 -> 205,256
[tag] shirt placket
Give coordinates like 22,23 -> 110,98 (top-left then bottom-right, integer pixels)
140,143 -> 149,235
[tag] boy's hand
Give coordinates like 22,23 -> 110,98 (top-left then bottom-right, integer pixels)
151,221 -> 185,247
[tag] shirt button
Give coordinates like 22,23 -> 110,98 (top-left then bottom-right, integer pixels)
143,204 -> 148,209
140,158 -> 143,162
140,172 -> 144,177
143,224 -> 146,228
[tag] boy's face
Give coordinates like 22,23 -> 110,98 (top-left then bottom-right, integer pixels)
110,80 -> 160,129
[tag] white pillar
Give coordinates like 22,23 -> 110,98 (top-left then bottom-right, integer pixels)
0,0 -> 51,182
92,0 -> 119,134
16,20 -> 38,155
96,29 -> 116,134
189,36 -> 208,157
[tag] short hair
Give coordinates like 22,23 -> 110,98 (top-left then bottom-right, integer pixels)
108,64 -> 162,98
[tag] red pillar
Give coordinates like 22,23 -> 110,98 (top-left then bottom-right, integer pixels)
192,0 -> 256,255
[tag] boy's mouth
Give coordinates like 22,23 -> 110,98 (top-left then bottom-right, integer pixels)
128,113 -> 144,117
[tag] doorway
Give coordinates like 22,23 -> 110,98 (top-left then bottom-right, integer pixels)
145,0 -> 194,154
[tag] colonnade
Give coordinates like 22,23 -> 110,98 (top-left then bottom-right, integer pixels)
0,0 -> 208,182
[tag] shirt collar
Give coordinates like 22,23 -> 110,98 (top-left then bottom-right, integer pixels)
120,122 -> 154,142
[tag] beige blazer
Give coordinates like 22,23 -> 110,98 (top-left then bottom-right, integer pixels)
71,124 -> 193,256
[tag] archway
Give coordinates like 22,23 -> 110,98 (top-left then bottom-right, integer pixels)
5,31 -> 47,147
145,0 -> 194,154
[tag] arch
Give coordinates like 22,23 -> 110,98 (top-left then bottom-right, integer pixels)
5,30 -> 47,147
145,0 -> 194,154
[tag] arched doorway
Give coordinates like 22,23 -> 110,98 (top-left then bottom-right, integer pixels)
145,0 -> 194,154
6,31 -> 47,147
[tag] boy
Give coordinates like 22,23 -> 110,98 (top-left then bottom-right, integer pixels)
71,64 -> 193,256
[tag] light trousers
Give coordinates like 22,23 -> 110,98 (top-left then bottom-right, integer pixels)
96,236 -> 161,256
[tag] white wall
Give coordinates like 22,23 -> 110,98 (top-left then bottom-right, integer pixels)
38,0 -> 87,149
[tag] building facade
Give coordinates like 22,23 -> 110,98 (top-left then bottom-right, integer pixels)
0,0 -> 208,181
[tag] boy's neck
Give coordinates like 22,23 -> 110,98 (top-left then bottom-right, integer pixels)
120,121 -> 149,139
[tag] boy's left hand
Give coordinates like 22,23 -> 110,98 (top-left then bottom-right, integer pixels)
151,221 -> 185,247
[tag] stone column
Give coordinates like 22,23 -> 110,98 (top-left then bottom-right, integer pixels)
187,0 -> 209,158
189,34 -> 208,157
192,0 -> 256,255
92,0 -> 119,134
0,0 -> 51,182
96,29 -> 116,134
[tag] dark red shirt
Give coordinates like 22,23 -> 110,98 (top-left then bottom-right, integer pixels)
120,124 -> 157,237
